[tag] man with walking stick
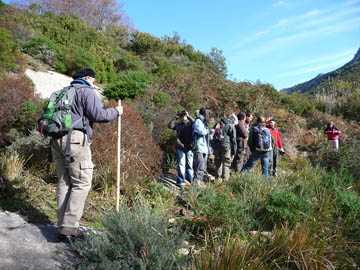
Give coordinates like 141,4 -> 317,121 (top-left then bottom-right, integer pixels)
39,68 -> 123,242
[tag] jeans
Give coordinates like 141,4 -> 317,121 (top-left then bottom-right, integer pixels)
241,151 -> 271,177
193,152 -> 208,183
176,148 -> 194,185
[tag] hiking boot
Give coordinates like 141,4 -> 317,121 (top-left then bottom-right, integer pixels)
57,227 -> 85,243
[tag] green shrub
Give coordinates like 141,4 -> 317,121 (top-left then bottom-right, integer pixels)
21,36 -> 59,66
264,191 -> 311,227
130,32 -> 163,54
336,191 -> 360,241
336,191 -> 360,219
57,46 -> 98,75
73,199 -> 188,270
103,71 -> 151,100
280,93 -> 316,116
114,49 -> 144,71
0,27 -> 17,72
187,185 -> 254,236
152,91 -> 171,108
13,100 -> 43,133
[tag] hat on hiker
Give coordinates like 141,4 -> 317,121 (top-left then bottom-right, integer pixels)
72,68 -> 96,79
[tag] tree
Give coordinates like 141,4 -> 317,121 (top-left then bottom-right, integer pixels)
208,47 -> 227,77
13,0 -> 127,30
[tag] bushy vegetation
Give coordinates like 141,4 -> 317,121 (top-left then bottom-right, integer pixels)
73,199 -> 188,270
0,2 -> 359,270
0,75 -> 37,141
0,27 -> 18,72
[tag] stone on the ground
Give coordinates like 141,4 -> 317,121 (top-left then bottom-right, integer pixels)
0,211 -> 75,270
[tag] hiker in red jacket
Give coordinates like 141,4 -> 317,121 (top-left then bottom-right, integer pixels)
324,122 -> 341,151
267,119 -> 285,176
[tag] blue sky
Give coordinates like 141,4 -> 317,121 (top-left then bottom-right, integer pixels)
121,0 -> 360,89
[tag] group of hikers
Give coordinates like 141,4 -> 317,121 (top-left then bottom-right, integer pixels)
168,108 -> 343,189
36,67 -> 342,242
168,108 -> 285,188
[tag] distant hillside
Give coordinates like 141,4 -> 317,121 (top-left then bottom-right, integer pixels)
283,48 -> 360,94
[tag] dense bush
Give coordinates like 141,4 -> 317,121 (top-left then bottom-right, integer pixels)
92,103 -> 162,188
0,27 -> 18,72
336,191 -> 360,242
0,75 -> 35,139
113,49 -> 144,72
129,32 -> 163,54
188,185 -> 250,235
280,93 -> 316,116
73,199 -> 188,270
21,36 -> 59,66
263,191 -> 311,227
103,71 -> 151,100
152,91 -> 171,108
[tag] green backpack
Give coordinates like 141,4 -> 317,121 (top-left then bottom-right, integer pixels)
38,86 -> 82,137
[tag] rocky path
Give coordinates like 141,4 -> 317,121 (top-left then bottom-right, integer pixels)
0,211 -> 75,270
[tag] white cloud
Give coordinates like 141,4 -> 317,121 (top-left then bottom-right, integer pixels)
276,48 -> 356,79
232,1 -> 360,57
246,16 -> 360,58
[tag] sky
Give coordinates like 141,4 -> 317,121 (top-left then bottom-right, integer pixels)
121,0 -> 360,90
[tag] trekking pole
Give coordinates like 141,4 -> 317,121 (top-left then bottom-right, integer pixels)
116,99 -> 121,212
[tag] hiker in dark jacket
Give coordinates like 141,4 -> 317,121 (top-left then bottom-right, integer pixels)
213,118 -> 237,181
267,119 -> 285,176
241,116 -> 272,177
51,68 -> 122,241
232,112 -> 249,172
168,110 -> 195,188
324,121 -> 341,151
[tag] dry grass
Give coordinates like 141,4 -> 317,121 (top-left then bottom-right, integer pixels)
0,151 -> 25,181
193,224 -> 336,270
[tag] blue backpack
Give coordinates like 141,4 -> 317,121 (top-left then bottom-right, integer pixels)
250,126 -> 272,152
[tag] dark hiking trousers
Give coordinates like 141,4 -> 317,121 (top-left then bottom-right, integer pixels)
270,148 -> 278,176
232,148 -> 247,172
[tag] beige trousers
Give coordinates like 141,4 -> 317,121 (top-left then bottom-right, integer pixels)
51,130 -> 94,231
214,147 -> 232,181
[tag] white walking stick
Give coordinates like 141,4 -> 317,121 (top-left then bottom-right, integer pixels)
116,99 -> 122,212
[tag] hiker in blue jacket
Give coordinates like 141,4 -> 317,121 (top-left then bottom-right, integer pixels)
241,116 -> 272,177
192,108 -> 210,185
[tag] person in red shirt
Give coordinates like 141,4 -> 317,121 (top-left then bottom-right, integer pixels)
324,122 -> 341,151
267,119 -> 285,176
